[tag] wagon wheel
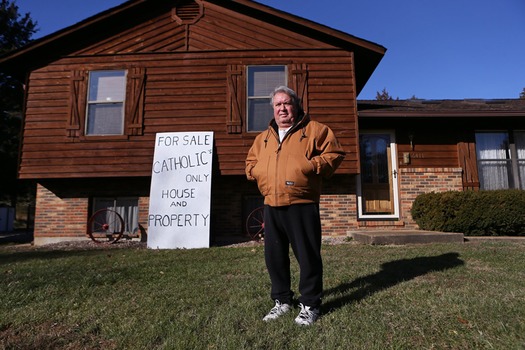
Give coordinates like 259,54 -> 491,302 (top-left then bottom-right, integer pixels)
246,206 -> 265,240
87,209 -> 124,244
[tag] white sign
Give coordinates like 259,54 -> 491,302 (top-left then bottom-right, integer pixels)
147,131 -> 214,249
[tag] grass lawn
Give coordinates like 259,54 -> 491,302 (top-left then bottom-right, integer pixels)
1,240 -> 524,349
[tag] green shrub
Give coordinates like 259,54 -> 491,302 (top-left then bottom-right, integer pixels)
411,190 -> 525,236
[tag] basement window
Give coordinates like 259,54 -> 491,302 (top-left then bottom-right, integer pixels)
92,197 -> 139,235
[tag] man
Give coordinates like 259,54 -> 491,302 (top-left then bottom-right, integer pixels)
245,86 -> 345,326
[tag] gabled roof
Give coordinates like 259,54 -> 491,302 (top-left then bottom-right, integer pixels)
0,0 -> 385,93
358,99 -> 525,118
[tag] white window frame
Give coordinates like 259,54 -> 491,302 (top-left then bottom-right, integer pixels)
85,70 -> 127,136
246,65 -> 287,132
357,130 -> 400,219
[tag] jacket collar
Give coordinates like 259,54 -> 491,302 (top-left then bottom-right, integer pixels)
269,112 -> 310,133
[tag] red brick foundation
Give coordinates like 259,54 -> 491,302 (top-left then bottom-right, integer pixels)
31,169 -> 464,244
34,183 -> 89,245
399,167 -> 463,227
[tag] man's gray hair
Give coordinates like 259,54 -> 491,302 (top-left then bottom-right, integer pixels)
270,86 -> 301,110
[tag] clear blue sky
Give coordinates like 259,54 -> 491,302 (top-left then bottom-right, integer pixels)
16,0 -> 525,100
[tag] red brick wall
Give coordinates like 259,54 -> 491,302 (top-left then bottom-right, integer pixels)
31,169 -> 464,244
320,175 -> 358,236
399,167 -> 463,227
34,183 -> 89,244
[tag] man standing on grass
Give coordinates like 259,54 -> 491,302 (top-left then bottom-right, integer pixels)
245,86 -> 345,326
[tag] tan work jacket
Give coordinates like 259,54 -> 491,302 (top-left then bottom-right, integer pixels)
245,114 -> 346,207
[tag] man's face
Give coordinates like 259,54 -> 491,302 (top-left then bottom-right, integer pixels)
272,92 -> 296,129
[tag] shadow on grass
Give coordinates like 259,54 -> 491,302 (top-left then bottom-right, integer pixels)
323,252 -> 464,313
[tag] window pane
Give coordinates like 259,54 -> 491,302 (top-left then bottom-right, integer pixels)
91,198 -> 118,234
515,131 -> 525,159
247,66 -> 286,132
360,135 -> 389,184
517,160 -> 525,190
477,160 -> 511,190
248,99 -> 273,131
475,132 -> 508,160
89,71 -> 126,102
114,198 -> 139,234
475,132 -> 511,190
93,198 -> 115,213
515,131 -> 525,189
86,103 -> 124,135
93,197 -> 139,235
248,66 -> 286,96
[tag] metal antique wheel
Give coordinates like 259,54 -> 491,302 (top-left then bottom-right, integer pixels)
246,206 -> 265,240
87,209 -> 125,244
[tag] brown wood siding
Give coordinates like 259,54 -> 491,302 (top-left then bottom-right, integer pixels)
75,4 -> 329,55
359,118 -> 460,169
19,49 -> 358,179
306,59 -> 358,172
396,144 -> 459,167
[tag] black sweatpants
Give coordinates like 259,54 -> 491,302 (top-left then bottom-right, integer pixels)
263,203 -> 323,308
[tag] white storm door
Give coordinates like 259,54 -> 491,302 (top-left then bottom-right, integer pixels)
357,131 -> 400,219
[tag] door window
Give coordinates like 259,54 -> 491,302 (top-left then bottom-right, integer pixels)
358,132 -> 399,218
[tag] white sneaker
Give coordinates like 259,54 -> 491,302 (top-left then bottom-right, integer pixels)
294,303 -> 320,326
262,300 -> 292,321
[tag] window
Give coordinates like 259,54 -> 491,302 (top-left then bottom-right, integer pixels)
246,66 -> 286,132
475,131 -> 525,190
67,67 -> 145,138
86,70 -> 127,136
92,197 -> 139,235
515,131 -> 525,189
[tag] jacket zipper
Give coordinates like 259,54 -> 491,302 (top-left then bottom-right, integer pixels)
273,129 -> 281,206
270,117 -> 305,207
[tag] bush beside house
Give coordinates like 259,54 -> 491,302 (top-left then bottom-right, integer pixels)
411,190 -> 525,236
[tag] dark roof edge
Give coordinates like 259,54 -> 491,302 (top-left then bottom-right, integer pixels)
359,111 -> 525,118
358,98 -> 525,117
231,0 -> 386,54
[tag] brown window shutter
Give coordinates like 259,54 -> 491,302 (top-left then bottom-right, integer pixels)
458,142 -> 480,190
67,70 -> 87,138
226,65 -> 244,134
126,67 -> 146,136
290,63 -> 308,113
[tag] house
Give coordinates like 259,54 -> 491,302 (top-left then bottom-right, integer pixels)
3,1 -> 522,246
0,0 -> 386,244
357,98 -> 525,230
